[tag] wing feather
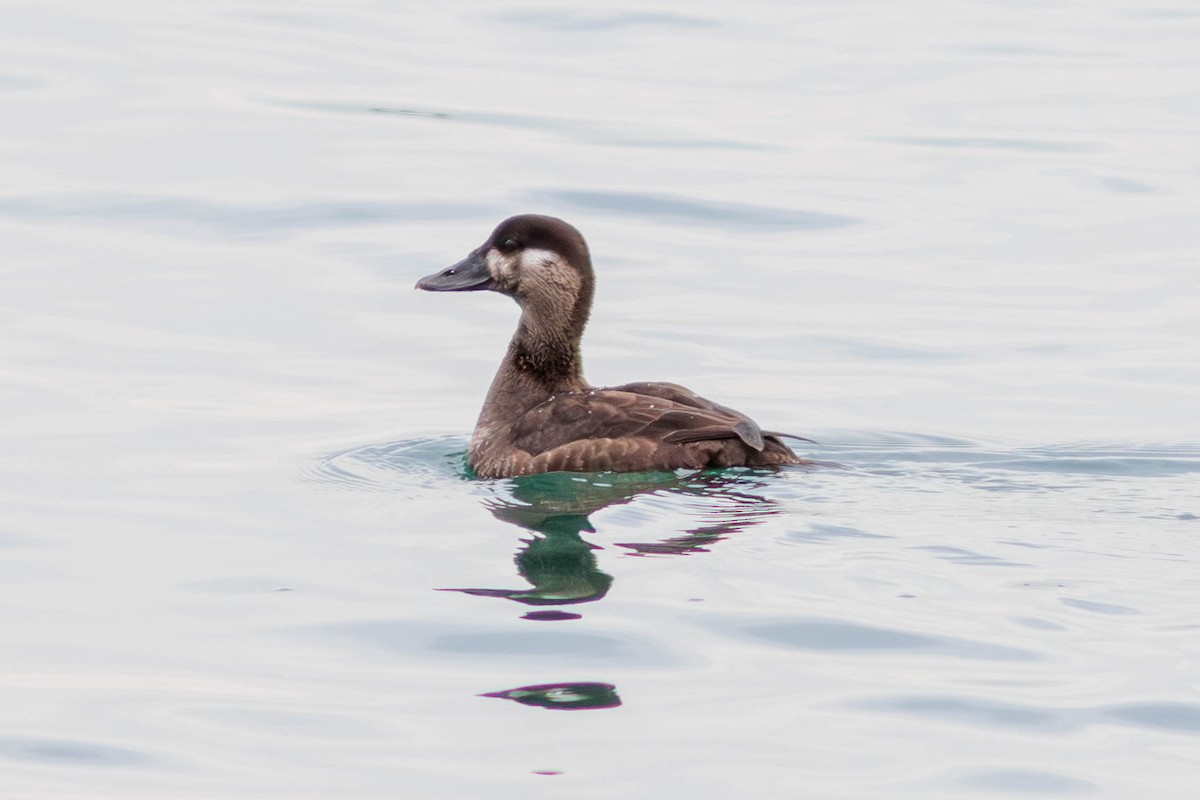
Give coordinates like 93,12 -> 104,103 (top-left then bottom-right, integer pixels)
508,382 -> 770,457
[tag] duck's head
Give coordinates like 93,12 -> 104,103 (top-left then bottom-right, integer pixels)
417,215 -> 594,319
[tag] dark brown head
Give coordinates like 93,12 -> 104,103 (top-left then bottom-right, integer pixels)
417,214 -> 595,336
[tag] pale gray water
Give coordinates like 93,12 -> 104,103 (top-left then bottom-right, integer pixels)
1,1 -> 1198,797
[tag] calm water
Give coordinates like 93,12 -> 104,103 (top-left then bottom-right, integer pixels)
2,1 -> 1199,797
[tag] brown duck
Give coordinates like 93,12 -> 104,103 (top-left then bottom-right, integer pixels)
416,214 -> 808,477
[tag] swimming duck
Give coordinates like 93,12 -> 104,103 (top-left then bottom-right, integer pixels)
416,214 -> 807,477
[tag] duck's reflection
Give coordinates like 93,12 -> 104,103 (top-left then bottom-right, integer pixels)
441,469 -> 781,609
480,681 -> 621,711
439,510 -> 613,605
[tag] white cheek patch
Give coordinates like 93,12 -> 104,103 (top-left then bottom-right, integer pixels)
518,249 -> 558,274
487,247 -> 581,299
520,249 -> 580,294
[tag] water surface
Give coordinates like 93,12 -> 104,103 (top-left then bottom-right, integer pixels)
2,1 -> 1198,797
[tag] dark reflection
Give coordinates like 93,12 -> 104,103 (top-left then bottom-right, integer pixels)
522,610 -> 582,621
615,484 -> 781,556
440,468 -> 788,712
440,511 -> 613,605
481,682 -> 621,711
441,469 -> 782,610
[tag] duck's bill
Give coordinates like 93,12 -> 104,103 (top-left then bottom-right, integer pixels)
416,252 -> 495,292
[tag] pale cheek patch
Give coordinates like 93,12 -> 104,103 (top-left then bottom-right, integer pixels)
520,249 -> 580,297
485,248 -> 519,283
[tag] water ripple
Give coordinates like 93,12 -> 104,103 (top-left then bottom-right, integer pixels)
819,435 -> 1200,478
882,136 -> 1095,153
857,695 -> 1200,736
1059,597 -> 1139,616
490,10 -> 716,32
0,194 -> 490,237
303,436 -> 470,491
960,769 -> 1096,794
537,189 -> 857,230
272,99 -> 773,151
713,616 -> 1038,661
0,736 -> 155,767
1105,702 -> 1200,734
313,620 -> 683,667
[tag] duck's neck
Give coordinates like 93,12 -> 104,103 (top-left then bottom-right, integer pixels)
481,303 -> 589,419
511,298 -> 589,384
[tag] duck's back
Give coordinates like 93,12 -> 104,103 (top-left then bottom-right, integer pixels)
469,381 -> 803,477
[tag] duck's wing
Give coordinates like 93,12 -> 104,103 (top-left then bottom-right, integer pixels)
615,382 -> 816,445
508,385 -> 767,456
608,382 -> 767,447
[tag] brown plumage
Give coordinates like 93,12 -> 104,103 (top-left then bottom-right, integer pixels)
416,214 -> 808,478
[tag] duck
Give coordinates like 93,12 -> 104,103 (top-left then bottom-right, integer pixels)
416,214 -> 808,478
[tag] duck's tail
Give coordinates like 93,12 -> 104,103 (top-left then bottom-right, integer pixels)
763,430 -> 818,445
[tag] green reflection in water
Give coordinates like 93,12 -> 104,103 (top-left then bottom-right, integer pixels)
443,468 -> 782,608
449,467 -> 787,711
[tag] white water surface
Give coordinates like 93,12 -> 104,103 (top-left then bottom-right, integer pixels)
1,1 -> 1198,797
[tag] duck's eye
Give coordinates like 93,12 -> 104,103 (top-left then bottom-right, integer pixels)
499,238 -> 519,252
